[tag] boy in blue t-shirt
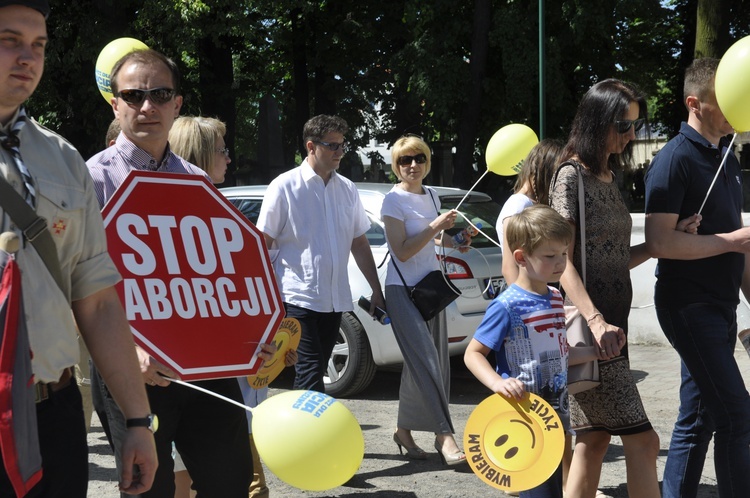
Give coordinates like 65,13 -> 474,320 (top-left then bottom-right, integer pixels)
464,204 -> 624,498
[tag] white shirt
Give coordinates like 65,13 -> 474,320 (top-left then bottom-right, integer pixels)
257,159 -> 370,312
380,185 -> 441,287
496,193 -> 533,252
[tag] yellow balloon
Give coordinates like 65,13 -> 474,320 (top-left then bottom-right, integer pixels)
716,35 -> 750,133
485,124 -> 539,176
95,38 -> 149,104
251,390 -> 364,491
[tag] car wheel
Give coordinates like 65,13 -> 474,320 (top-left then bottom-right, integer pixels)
324,312 -> 377,398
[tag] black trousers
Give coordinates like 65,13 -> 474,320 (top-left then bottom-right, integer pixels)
0,382 -> 87,498
284,303 -> 342,393
93,367 -> 251,498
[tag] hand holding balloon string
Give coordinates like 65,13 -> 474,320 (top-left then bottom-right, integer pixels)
450,209 -> 501,250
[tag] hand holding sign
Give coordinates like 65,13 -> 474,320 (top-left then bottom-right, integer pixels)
102,172 -> 284,381
464,392 -> 565,493
247,318 -> 301,389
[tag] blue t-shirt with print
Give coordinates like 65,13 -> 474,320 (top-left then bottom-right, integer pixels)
474,284 -> 569,423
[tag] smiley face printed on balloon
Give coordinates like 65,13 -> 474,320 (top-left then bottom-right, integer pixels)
464,393 -> 565,493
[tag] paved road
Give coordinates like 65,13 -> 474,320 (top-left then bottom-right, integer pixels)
87,343 -> 750,497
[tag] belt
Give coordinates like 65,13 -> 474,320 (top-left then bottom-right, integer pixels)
35,367 -> 74,404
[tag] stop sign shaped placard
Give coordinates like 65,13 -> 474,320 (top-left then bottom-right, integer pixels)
102,171 -> 284,381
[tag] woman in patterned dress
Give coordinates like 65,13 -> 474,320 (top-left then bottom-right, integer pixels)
549,79 -> 661,498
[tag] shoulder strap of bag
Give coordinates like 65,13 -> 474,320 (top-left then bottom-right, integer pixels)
551,161 -> 585,285
426,186 -> 451,271
426,187 -> 440,216
575,167 -> 586,285
387,251 -> 410,288
0,175 -> 65,293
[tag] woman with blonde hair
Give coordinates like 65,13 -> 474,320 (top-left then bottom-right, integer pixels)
169,116 -> 231,184
381,135 -> 468,466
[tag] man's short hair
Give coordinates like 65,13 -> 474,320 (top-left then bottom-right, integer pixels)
505,204 -> 573,255
302,115 -> 349,143
0,0 -> 49,18
684,58 -> 719,104
110,49 -> 181,97
105,118 -> 120,147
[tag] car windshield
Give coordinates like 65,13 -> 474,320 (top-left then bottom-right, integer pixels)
439,196 -> 500,249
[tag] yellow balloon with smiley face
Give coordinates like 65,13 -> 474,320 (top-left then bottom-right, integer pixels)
464,392 -> 565,493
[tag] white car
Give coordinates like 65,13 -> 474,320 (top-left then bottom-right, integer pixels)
220,182 -> 503,397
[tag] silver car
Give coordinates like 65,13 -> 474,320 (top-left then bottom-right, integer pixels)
220,182 -> 503,397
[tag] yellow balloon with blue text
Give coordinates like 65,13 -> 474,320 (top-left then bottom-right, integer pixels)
95,38 -> 149,104
251,390 -> 364,491
485,124 -> 539,176
716,35 -> 750,133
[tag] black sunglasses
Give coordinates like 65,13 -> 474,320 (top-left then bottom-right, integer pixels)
397,153 -> 428,166
614,118 -> 646,134
314,140 -> 347,152
117,87 -> 175,106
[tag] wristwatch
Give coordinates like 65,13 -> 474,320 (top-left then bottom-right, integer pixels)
126,414 -> 159,433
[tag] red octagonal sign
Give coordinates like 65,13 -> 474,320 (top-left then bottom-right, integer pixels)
102,171 -> 284,381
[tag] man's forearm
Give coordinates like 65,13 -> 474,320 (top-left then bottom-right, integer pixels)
72,286 -> 151,418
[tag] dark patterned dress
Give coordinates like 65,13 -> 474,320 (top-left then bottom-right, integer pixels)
550,161 -> 652,435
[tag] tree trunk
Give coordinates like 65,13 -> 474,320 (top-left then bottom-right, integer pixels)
453,0 -> 492,189
695,0 -> 730,58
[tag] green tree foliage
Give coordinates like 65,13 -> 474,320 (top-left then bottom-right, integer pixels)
23,0 -> 749,189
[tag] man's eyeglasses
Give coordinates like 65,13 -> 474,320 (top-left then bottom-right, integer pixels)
614,118 -> 646,134
397,153 -> 428,166
314,140 -> 347,152
117,87 -> 176,106
216,147 -> 230,157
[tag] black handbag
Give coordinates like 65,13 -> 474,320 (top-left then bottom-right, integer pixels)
407,269 -> 461,321
390,189 -> 461,321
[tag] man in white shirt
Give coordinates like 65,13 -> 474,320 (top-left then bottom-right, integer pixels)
257,114 -> 384,392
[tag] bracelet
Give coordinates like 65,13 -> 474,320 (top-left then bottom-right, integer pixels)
586,312 -> 603,325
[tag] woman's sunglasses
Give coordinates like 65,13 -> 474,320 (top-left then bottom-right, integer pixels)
397,154 -> 428,166
615,118 -> 646,134
117,87 -> 176,106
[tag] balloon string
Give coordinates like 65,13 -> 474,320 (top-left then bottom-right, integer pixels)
453,210 -> 501,250
697,132 -> 737,215
165,377 -> 254,412
453,169 -> 489,212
